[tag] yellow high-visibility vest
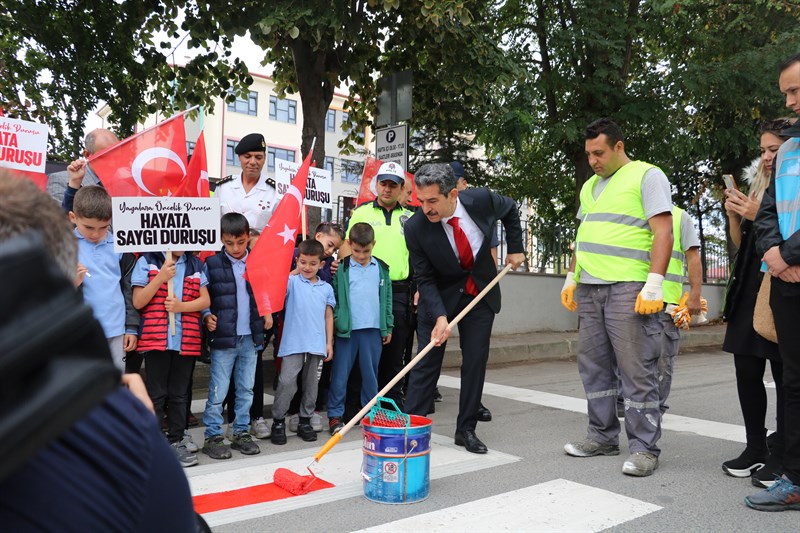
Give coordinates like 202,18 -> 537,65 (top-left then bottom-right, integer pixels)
575,161 -> 657,283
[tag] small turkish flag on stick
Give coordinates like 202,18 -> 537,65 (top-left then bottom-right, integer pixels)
246,143 -> 314,316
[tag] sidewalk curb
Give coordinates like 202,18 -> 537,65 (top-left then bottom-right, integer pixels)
188,325 -> 726,389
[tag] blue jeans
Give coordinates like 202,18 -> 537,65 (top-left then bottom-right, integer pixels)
328,328 -> 382,418
203,335 -> 258,438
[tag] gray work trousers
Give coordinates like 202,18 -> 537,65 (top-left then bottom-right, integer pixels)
576,282 -> 663,455
657,312 -> 680,414
272,353 -> 324,421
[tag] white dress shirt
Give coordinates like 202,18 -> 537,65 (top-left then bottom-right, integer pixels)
441,197 -> 483,261
216,173 -> 277,232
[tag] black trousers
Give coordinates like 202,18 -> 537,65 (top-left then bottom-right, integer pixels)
770,279 -> 800,484
733,354 -> 784,453
405,295 -> 494,433
378,286 -> 412,409
143,350 -> 194,442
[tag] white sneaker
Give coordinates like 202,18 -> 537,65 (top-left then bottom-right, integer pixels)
311,412 -> 323,432
288,413 -> 300,433
250,417 -> 271,439
181,431 -> 199,453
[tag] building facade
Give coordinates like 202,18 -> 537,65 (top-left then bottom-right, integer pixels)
97,72 -> 370,220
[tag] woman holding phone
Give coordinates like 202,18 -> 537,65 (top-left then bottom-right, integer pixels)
721,118 -> 795,487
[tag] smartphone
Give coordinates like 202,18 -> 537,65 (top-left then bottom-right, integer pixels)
722,174 -> 737,190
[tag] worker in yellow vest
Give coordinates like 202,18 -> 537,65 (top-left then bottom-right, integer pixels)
559,118 -> 674,477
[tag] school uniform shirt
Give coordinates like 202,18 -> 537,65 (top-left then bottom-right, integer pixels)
131,253 -> 208,351
225,250 -> 252,336
75,228 -> 125,339
348,258 -> 381,330
277,274 -> 336,357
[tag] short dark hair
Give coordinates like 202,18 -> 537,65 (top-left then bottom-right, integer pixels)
315,222 -> 345,241
73,185 -> 112,221
414,163 -> 457,196
778,52 -> 800,74
585,118 -> 624,147
298,238 -> 325,260
220,212 -> 249,238
348,222 -> 375,247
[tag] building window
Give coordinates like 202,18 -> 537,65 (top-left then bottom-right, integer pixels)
186,141 -> 196,158
226,140 -> 239,167
227,91 -> 258,116
340,112 -> 350,134
267,146 -> 296,172
324,156 -> 335,174
340,159 -> 362,183
326,109 -> 336,132
269,96 -> 297,123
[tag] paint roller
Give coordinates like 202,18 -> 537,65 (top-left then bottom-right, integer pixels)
273,263 -> 514,495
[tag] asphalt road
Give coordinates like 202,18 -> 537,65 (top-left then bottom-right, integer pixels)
186,348 -> 794,532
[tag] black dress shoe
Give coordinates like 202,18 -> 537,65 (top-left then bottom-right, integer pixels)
476,404 -> 492,422
454,430 -> 488,454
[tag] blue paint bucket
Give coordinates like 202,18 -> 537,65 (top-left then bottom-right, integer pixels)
361,414 -> 432,504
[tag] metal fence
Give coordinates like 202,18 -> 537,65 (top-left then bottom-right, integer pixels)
495,216 -> 731,282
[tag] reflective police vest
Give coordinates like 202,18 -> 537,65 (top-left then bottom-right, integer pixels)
347,201 -> 414,281
575,161 -> 657,283
663,206 -> 687,305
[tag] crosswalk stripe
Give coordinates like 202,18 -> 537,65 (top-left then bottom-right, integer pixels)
355,479 -> 662,532
438,375 -> 746,443
187,434 -> 520,527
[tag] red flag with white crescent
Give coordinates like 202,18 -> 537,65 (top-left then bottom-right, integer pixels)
88,116 -> 188,197
356,155 -> 419,206
173,130 -> 209,197
246,148 -> 313,316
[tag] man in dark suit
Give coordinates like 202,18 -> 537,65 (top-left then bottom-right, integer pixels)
404,163 -> 525,453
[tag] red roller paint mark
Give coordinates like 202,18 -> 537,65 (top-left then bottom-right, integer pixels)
193,476 -> 335,515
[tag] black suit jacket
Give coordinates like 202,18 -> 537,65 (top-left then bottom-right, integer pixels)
404,188 -> 524,320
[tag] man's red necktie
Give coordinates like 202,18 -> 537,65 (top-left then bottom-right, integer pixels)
447,217 -> 479,296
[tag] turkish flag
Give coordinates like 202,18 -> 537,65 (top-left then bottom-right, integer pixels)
246,148 -> 312,316
16,170 -> 48,191
89,116 -> 188,197
173,131 -> 209,197
356,155 -> 419,207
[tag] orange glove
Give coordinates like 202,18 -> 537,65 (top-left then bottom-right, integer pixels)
560,272 -> 577,312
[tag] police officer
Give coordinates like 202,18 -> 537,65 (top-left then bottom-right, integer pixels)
341,162 -> 414,409
215,133 -> 277,233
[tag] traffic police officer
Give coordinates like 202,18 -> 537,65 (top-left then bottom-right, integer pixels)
342,162 -> 414,409
215,133 -> 277,232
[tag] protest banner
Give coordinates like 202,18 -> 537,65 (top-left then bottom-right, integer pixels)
0,116 -> 49,174
112,197 -> 220,253
275,158 -> 333,209
113,196 -> 220,334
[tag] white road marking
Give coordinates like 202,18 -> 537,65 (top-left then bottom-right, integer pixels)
188,434 -> 520,527
438,375 -> 746,443
355,479 -> 661,532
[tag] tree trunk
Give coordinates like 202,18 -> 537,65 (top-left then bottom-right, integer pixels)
290,38 -> 336,237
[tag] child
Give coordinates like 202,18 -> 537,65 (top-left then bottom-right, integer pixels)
132,248 -> 210,467
70,186 -> 138,371
327,222 -> 393,435
271,239 -> 336,444
201,213 -> 267,459
285,222 -> 345,433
